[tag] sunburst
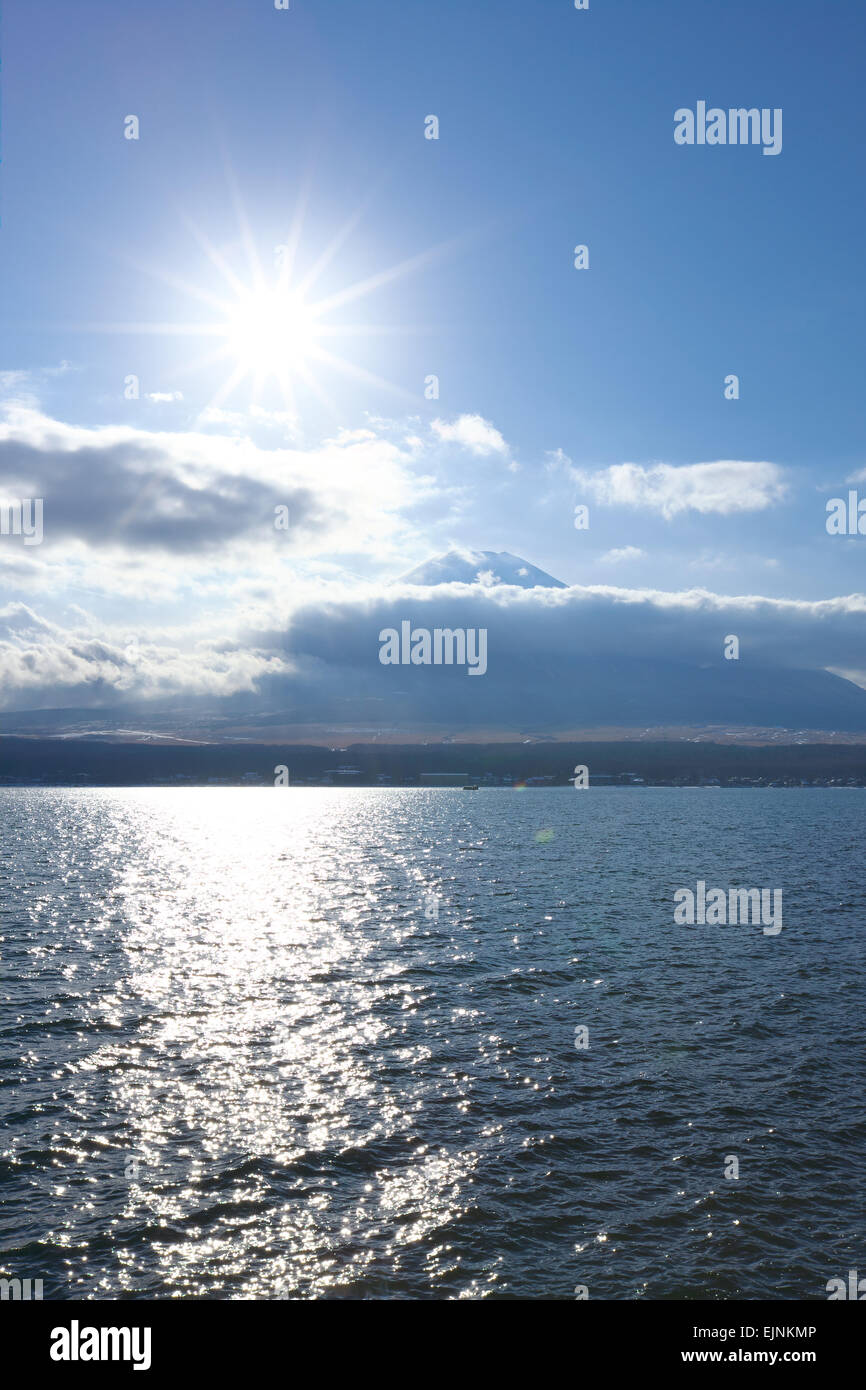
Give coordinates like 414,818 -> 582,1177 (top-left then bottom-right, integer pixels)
77,174 -> 462,425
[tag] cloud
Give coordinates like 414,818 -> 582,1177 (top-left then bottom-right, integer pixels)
0,363 -> 79,405
0,404 -> 434,563
0,370 -> 33,393
229,578 -> 866,732
0,391 -> 854,729
601,546 -> 645,564
0,602 -> 290,706
431,413 -> 510,458
571,460 -> 787,518
196,403 -> 297,434
270,576 -> 866,672
545,447 -> 571,472
6,578 -> 866,731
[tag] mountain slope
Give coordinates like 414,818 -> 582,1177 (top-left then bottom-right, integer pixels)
399,550 -> 566,589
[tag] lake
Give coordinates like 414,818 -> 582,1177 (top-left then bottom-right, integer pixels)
1,787 -> 863,1300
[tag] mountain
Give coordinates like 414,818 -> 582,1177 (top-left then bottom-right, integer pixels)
399,550 -> 567,589
6,549 -> 866,744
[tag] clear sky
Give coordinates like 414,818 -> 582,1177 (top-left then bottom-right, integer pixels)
1,0 -> 865,715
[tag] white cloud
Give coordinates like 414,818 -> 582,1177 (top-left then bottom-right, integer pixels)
431,413 -> 510,458
196,406 -> 247,429
571,460 -> 787,518
601,546 -> 645,564
0,601 -> 292,704
545,447 -> 572,472
0,403 -> 440,575
5,577 -> 866,725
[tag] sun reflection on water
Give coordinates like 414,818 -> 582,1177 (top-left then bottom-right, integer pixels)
79,789 -> 479,1298
6,785 -> 862,1300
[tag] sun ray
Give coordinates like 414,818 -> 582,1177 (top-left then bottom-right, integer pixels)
195,358 -> 254,421
65,174 -> 467,420
71,322 -> 229,336
167,341 -> 237,384
275,174 -> 314,294
311,235 -> 463,318
222,158 -> 266,289
293,201 -> 371,302
178,212 -> 250,300
306,344 -> 419,405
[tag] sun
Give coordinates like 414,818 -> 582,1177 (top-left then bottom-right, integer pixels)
223,287 -> 319,379
78,173 -> 460,422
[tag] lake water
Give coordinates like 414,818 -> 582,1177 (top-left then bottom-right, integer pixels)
1,787 -> 863,1300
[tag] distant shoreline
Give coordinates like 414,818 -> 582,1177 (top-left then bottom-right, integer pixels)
3,737 -> 866,789
3,783 -> 865,791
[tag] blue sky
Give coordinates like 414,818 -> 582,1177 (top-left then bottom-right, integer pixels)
1,0 -> 865,716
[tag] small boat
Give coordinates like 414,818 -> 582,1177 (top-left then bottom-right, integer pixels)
462,784 -> 479,790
